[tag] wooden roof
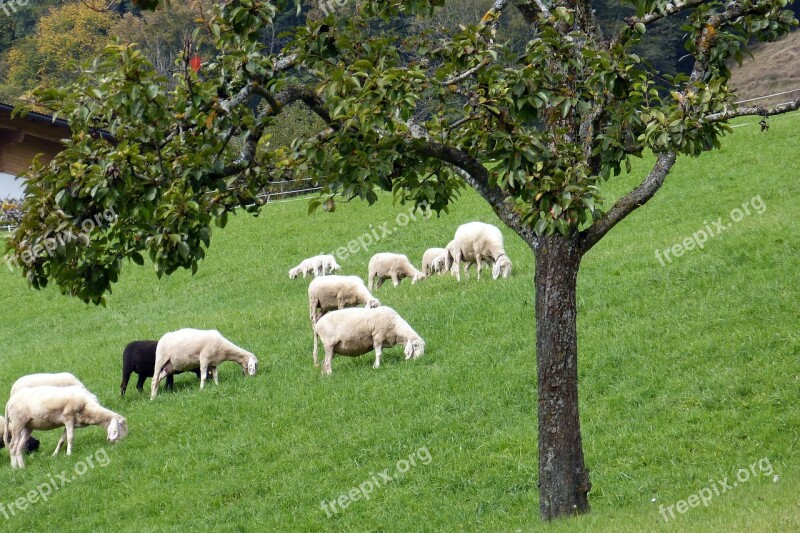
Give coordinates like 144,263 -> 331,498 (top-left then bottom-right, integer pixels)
0,103 -> 70,176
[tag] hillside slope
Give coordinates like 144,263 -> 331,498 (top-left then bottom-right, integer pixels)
730,31 -> 800,106
0,115 -> 799,531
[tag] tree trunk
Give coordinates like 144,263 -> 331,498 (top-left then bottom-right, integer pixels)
534,233 -> 591,520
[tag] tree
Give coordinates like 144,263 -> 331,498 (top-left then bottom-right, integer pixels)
113,0 -> 213,86
6,0 -> 799,521
1,2 -> 116,100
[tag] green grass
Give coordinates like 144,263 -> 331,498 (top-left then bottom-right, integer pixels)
0,113 -> 799,531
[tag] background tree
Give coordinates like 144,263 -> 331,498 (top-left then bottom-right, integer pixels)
113,0 -> 213,86
6,0 -> 799,521
0,3 -> 116,101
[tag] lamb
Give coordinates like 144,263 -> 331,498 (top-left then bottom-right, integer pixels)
150,329 -> 258,399
4,385 -> 128,468
445,222 -> 511,281
0,416 -> 39,453
288,258 -> 316,279
120,340 -> 209,396
9,372 -> 85,397
421,247 -> 448,277
313,306 -> 426,375
368,253 -> 425,290
289,254 -> 341,279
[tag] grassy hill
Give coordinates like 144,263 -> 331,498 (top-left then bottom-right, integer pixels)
730,31 -> 800,106
1,114 -> 799,531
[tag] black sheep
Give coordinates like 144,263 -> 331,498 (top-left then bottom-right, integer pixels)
121,340 -> 209,396
0,417 -> 40,453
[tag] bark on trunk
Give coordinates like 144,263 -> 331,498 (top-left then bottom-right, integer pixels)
534,233 -> 591,519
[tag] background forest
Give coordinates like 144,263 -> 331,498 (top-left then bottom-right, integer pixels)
1,0 -> 797,146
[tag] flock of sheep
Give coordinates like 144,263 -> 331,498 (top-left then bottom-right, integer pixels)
300,221 -> 512,375
1,220 -> 511,469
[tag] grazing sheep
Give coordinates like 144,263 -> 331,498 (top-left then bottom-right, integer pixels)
445,222 -> 509,281
421,247 -> 448,277
313,306 -> 425,375
308,275 -> 381,366
121,340 -> 210,396
0,416 -> 39,453
5,385 -> 128,468
289,258 -> 316,279
368,253 -> 425,290
289,254 -> 341,279
150,329 -> 258,399
9,372 -> 84,397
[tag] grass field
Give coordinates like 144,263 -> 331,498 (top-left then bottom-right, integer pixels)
0,113 -> 799,532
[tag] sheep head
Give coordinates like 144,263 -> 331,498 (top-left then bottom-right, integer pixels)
288,267 -> 299,279
107,417 -> 129,443
404,338 -> 425,360
492,255 -> 512,279
243,356 -> 259,376
411,272 -> 425,284
366,298 -> 381,309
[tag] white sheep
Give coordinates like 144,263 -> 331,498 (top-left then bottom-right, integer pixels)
368,253 -> 425,290
445,222 -> 511,281
421,247 -> 448,277
289,258 -> 316,279
4,385 -> 128,468
289,254 -> 341,279
313,306 -> 426,375
9,372 -> 85,397
150,329 -> 258,399
308,275 -> 381,366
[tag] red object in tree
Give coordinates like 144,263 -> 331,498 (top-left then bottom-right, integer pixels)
189,55 -> 202,73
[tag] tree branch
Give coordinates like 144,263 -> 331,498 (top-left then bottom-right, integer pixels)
578,151 -> 677,254
706,98 -> 800,122
406,120 -> 538,247
612,0 -> 709,47
439,0 -> 512,86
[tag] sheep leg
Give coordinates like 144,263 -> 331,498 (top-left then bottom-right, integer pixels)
199,363 -> 208,389
322,345 -> 335,376
476,254 -> 483,280
368,273 -> 376,291
136,373 -> 148,393
313,330 -> 320,367
65,422 -> 75,456
165,373 -> 176,391
211,366 -> 219,385
373,344 -> 383,369
151,361 -> 168,399
120,368 -> 132,396
376,277 -> 385,289
453,260 -> 461,282
12,428 -> 30,468
391,273 -> 400,287
53,430 -> 67,456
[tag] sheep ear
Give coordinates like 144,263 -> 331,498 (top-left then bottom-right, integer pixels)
108,419 -> 119,440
